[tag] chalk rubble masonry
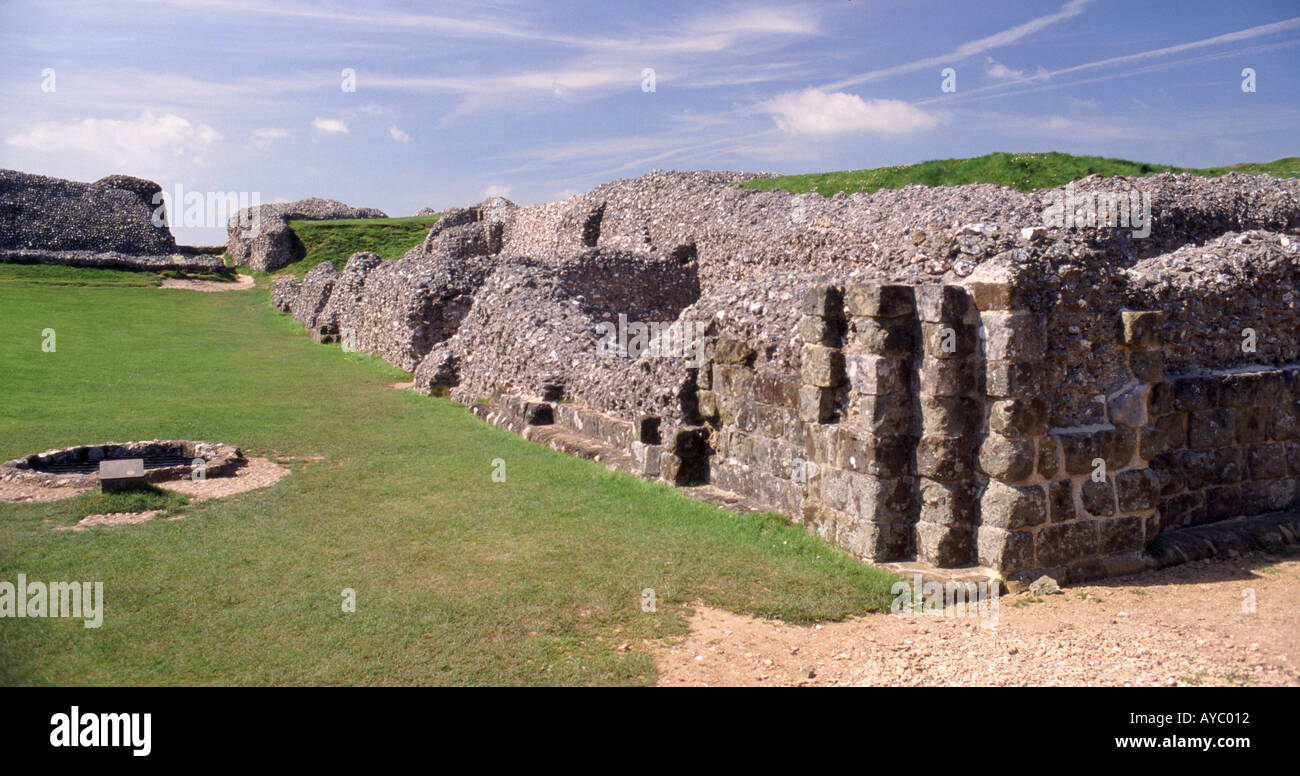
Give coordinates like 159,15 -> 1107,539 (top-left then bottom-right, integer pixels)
271,170 -> 1300,583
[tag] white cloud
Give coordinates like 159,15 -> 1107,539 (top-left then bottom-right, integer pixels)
483,184 -> 512,198
763,89 -> 942,136
389,125 -> 411,143
358,103 -> 385,115
251,127 -> 288,147
6,111 -> 220,171
984,58 -> 1024,81
312,117 -> 348,134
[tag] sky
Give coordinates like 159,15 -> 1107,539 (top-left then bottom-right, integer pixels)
0,0 -> 1297,244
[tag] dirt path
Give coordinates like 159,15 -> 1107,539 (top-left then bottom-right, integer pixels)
655,553 -> 1300,686
160,274 -> 254,292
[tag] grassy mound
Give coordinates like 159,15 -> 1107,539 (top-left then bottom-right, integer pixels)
284,215 -> 441,277
740,151 -> 1300,197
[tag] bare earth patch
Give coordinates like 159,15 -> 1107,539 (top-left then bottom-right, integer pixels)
0,480 -> 94,503
160,274 -> 254,292
54,509 -> 163,532
158,456 -> 289,501
655,554 -> 1300,687
390,381 -> 414,390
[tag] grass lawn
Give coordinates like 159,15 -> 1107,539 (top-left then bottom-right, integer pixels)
0,263 -> 898,686
741,151 -> 1300,196
282,215 -> 441,278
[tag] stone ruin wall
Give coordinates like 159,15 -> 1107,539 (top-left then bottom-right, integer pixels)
270,169 -> 1300,583
0,168 -> 223,271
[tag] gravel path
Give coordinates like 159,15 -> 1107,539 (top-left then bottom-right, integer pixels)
655,552 -> 1300,686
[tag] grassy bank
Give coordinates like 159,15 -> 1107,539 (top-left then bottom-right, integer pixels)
283,215 -> 441,277
740,151 -> 1300,196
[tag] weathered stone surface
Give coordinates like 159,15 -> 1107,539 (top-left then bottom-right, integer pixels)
1037,437 -> 1060,479
1080,478 -> 1116,516
853,317 -> 915,356
980,481 -> 1047,529
801,345 -> 845,387
919,395 -> 981,437
798,314 -> 842,346
983,312 -> 1046,361
802,283 -> 843,317
1035,521 -> 1098,567
1115,469 -> 1158,512
857,394 -> 915,436
976,526 -> 1035,571
915,285 -> 972,323
1107,383 -> 1150,428
916,436 -> 976,481
915,521 -> 974,566
986,361 -> 1043,399
922,322 -> 977,358
918,479 -> 978,525
1128,349 -> 1165,382
1246,442 -> 1288,481
714,338 -> 756,365
1119,310 -> 1163,347
989,398 -> 1049,438
798,385 -> 834,423
1188,408 -> 1236,449
1056,427 -> 1137,474
918,358 -> 980,397
1048,480 -> 1076,522
1100,516 -> 1145,554
843,284 -> 912,318
979,434 -> 1036,481
846,354 -> 909,396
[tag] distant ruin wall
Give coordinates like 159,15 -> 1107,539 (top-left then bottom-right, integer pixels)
228,198 -> 387,272
0,169 -> 223,270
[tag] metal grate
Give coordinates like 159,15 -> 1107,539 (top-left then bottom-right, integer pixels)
31,455 -> 193,475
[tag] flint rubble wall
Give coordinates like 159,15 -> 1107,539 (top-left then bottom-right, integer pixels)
0,169 -> 222,271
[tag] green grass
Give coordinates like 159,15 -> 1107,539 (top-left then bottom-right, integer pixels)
283,215 -> 441,278
56,485 -> 191,528
0,263 -> 238,288
0,265 -> 898,685
740,151 -> 1300,197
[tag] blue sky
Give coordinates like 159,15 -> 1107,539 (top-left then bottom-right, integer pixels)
1,0 -> 1297,244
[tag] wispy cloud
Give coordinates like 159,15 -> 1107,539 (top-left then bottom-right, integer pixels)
823,0 -> 1090,90
389,125 -> 410,144
984,58 -> 1024,81
763,89 -> 944,135
312,118 -> 348,135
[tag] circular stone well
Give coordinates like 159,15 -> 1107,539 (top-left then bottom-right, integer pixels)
0,440 -> 244,487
